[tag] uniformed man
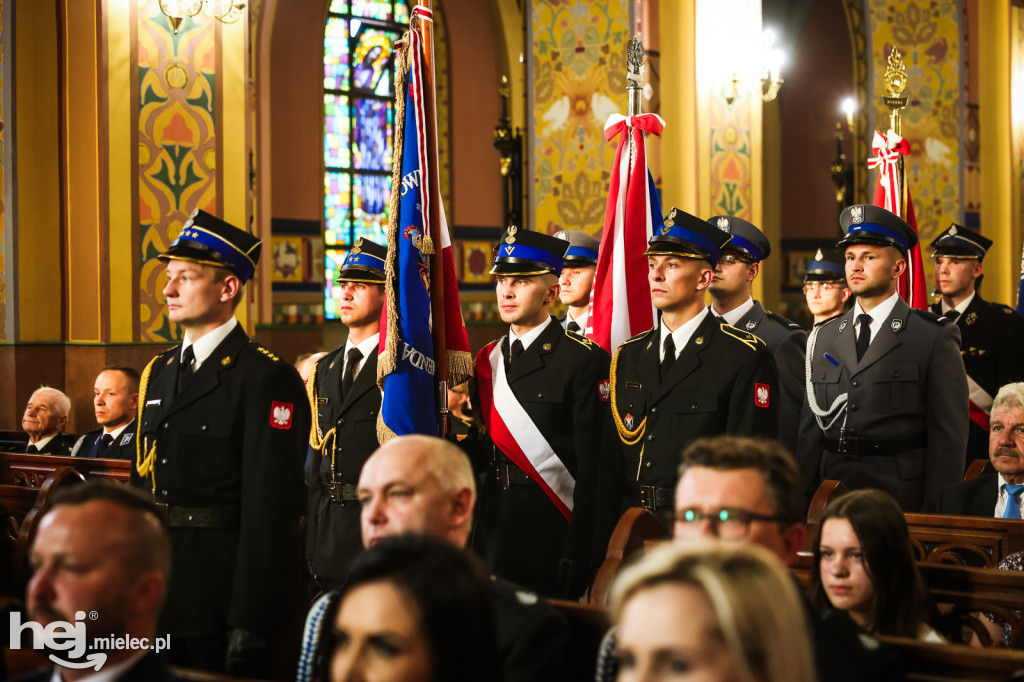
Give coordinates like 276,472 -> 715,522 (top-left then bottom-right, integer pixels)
929,223 -> 1024,461
133,209 -> 309,675
610,207 -> 779,528
470,226 -> 610,599
70,367 -> 139,459
305,237 -> 387,591
803,248 -> 851,325
707,215 -> 806,454
799,204 -> 968,512
18,387 -> 75,455
553,229 -> 600,333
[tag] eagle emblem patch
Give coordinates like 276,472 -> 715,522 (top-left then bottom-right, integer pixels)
850,205 -> 864,224
755,384 -> 770,408
598,380 -> 610,402
271,402 -> 294,430
716,217 -> 730,232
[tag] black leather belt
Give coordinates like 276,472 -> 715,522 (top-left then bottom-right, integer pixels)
639,485 -> 674,511
494,463 -> 533,488
165,505 -> 239,528
328,482 -> 359,504
823,434 -> 927,459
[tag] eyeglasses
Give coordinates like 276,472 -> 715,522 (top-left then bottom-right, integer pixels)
673,507 -> 786,540
802,282 -> 843,294
718,254 -> 753,267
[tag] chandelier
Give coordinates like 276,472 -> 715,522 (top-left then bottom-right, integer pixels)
158,0 -> 245,34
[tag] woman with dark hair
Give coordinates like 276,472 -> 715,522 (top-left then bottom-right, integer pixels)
327,534 -> 502,682
810,489 -> 942,641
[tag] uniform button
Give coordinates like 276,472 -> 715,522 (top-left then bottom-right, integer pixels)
850,404 -> 858,411
537,393 -> 543,398
645,461 -> 653,468
851,380 -> 860,387
160,458 -> 168,465
163,423 -> 169,430
201,425 -> 207,431
337,418 -> 345,426
158,489 -> 168,498
651,407 -> 659,414
647,434 -> 656,441
690,403 -> 697,410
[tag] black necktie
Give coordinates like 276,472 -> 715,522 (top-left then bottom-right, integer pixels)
945,309 -> 960,322
26,443 -> 38,453
661,335 -> 676,380
99,434 -> 114,455
178,346 -> 196,393
855,313 -> 873,361
510,339 -> 524,365
341,347 -> 363,398
566,320 -> 580,333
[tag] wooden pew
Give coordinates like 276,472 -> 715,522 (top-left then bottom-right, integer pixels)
549,599 -> 610,682
879,636 -> 1024,681
0,451 -> 132,487
903,513 -> 1024,567
0,430 -> 28,451
589,507 -> 668,606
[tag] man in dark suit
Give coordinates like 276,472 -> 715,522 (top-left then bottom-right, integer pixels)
132,209 -> 308,675
18,387 -> 75,455
938,382 -> 1024,517
553,229 -> 599,333
71,367 -> 139,459
305,237 -> 386,592
928,224 -> 1024,461
707,215 -> 806,453
15,482 -> 181,682
471,226 -> 610,599
799,204 -> 968,512
610,208 -> 779,529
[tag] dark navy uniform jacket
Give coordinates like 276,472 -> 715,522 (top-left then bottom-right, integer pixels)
71,421 -> 137,459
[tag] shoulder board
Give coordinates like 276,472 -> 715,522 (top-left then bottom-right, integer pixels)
719,323 -> 765,351
248,340 -> 282,362
1001,304 -> 1017,315
565,329 -> 595,348
621,328 -> 656,346
765,311 -> 800,329
816,312 -> 844,327
911,308 -> 947,324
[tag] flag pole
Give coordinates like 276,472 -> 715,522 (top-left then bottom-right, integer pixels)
413,1 -> 449,434
881,48 -> 909,218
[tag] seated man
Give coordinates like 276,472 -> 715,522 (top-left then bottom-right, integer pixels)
13,481 -> 175,681
298,435 -> 570,682
938,382 -> 1024,517
70,367 -> 139,459
18,387 -> 75,455
671,436 -> 904,682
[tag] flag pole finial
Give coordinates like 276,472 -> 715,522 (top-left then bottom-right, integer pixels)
626,36 -> 645,117
881,47 -> 908,136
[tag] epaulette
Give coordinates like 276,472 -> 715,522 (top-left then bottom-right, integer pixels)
766,311 -> 801,329
621,328 -> 656,346
1001,304 -> 1017,315
248,340 -> 282,362
565,328 -> 596,349
815,312 -> 844,327
911,308 -> 947,324
719,323 -> 765,351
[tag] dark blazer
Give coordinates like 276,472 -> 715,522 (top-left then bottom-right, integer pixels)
18,434 -> 75,456
937,473 -> 999,517
131,324 -> 309,641
70,421 -> 137,459
305,345 -> 382,589
611,313 -> 779,501
798,297 -> 969,511
471,318 -> 612,598
732,301 -> 806,454
10,651 -> 184,681
491,577 -> 571,682
931,295 -> 1024,461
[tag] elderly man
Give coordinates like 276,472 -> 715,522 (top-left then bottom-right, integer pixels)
19,387 -> 75,455
297,435 -> 569,682
131,209 -> 308,674
672,435 -> 903,682
71,368 -> 139,459
938,382 -> 1024,517
16,482 -> 174,681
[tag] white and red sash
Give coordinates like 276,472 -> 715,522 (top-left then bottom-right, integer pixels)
967,375 -> 993,431
475,340 -> 574,521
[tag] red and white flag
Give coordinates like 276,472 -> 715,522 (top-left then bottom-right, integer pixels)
587,113 -> 665,354
868,129 -> 928,309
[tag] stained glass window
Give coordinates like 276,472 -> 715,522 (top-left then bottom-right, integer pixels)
322,0 -> 410,319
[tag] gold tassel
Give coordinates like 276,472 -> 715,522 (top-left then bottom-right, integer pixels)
421,234 -> 435,255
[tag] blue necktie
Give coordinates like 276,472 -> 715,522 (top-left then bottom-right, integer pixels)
1004,484 -> 1024,519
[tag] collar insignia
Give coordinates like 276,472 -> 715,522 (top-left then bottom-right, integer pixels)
221,356 -> 231,366
745,320 -> 756,330
694,336 -> 704,345
850,206 -> 864,224
542,343 -> 552,351
838,319 -> 848,333
891,318 -> 904,332
965,311 -> 977,325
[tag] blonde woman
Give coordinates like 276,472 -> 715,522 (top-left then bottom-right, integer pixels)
607,540 -> 815,682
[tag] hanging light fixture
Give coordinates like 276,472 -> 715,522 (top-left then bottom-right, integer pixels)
158,0 -> 246,34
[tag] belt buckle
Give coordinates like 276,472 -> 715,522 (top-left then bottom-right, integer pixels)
328,481 -> 347,505
838,429 -> 858,460
154,502 -> 169,524
495,465 -> 510,489
639,485 -> 655,510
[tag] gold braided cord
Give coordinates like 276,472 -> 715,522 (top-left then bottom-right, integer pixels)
307,355 -> 325,448
135,355 -> 161,491
609,343 -> 646,445
377,38 -> 411,387
719,323 -> 766,351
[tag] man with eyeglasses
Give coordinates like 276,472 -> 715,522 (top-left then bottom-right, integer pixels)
802,248 -> 851,325
673,435 -> 904,682
707,215 -> 805,454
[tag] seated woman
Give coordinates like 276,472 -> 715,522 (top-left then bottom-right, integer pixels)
810,488 -> 943,642
311,534 -> 501,682
609,539 -> 815,682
